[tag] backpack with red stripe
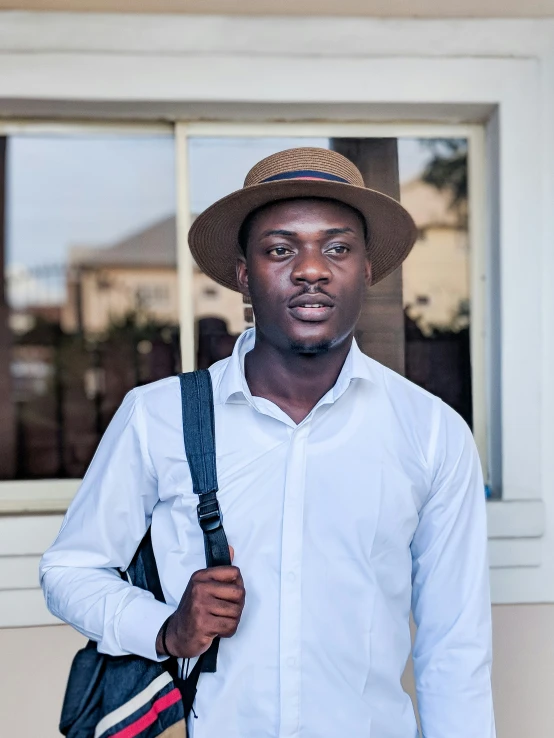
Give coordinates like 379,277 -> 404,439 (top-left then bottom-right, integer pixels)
60,370 -> 230,738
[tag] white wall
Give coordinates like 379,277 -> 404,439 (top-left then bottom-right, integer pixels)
0,13 -> 553,738
2,606 -> 553,737
0,625 -> 85,738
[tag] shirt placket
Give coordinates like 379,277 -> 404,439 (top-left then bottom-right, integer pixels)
279,419 -> 311,738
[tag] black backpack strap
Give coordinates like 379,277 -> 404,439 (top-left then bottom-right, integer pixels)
137,527 -> 165,602
179,369 -> 231,673
125,527 -> 165,604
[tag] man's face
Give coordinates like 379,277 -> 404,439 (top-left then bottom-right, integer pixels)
236,198 -> 371,354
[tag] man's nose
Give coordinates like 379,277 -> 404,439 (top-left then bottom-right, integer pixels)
291,247 -> 332,284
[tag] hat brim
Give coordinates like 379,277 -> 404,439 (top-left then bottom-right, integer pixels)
188,179 -> 417,292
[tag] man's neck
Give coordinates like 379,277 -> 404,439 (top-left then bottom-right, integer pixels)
243,331 -> 354,425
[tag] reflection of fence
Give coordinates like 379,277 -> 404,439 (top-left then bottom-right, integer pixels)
3,262 -> 192,479
5,268 -> 472,478
5,262 -> 182,479
405,314 -> 472,428
11,326 -> 182,480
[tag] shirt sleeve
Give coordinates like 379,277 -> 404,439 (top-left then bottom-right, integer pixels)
411,400 -> 496,738
39,389 -> 175,661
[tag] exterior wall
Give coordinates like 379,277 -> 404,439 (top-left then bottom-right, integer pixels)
1,605 -> 552,737
61,264 -> 245,336
401,178 -> 469,333
62,266 -> 180,334
403,227 -> 469,333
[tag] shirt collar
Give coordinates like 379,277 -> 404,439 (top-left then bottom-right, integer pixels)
215,328 -> 376,407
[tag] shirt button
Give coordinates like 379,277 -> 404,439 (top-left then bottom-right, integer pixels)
287,657 -> 296,668
287,571 -> 296,582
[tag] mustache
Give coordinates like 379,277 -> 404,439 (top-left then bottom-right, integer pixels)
289,286 -> 336,300
287,286 -> 336,309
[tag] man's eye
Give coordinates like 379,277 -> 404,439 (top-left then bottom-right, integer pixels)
269,247 -> 291,256
326,244 -> 349,254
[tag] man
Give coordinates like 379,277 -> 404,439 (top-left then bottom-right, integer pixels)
41,148 -> 495,738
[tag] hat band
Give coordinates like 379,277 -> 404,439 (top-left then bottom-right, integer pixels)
260,169 -> 350,184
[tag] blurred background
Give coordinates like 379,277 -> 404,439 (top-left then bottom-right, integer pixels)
0,3 -> 553,737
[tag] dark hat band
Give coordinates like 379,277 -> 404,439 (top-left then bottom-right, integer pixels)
260,169 -> 350,184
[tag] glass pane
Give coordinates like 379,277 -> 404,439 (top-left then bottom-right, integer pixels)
1,134 -> 176,480
187,135 -> 472,428
399,138 -> 472,428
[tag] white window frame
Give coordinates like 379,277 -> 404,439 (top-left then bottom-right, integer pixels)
0,121 -> 490,504
0,12 -> 551,612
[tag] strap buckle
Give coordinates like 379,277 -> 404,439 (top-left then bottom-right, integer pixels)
197,495 -> 222,533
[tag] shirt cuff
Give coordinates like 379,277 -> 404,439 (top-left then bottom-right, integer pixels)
117,592 -> 176,662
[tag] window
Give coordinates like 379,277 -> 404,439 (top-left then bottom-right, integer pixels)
0,124 -> 486,493
1,132 -> 177,480
401,138 -> 473,431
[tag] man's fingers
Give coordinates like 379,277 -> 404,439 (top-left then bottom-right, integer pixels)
229,545 -> 234,563
205,615 -> 241,639
193,565 -> 241,583
233,568 -> 244,588
206,581 -> 245,604
208,598 -> 243,618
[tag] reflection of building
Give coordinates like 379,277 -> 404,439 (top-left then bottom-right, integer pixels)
63,183 -> 464,339
401,179 -> 469,334
62,218 -> 179,334
63,216 -> 245,336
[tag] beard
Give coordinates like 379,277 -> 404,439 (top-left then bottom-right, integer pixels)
288,338 -> 333,355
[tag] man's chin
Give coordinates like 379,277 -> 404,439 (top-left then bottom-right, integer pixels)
288,338 -> 333,355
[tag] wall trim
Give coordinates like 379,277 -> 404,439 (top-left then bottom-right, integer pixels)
1,13 -> 554,58
0,481 -> 80,515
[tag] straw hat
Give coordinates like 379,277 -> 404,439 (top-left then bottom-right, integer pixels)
189,147 -> 417,291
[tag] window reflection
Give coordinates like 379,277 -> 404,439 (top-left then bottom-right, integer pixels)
401,138 -> 472,427
2,135 -> 177,480
0,133 -> 472,483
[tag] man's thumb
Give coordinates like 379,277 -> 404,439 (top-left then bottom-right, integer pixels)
229,545 -> 234,563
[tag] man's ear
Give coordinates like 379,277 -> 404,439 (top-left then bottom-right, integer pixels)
236,255 -> 250,298
364,258 -> 372,287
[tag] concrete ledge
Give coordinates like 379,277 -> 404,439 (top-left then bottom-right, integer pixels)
0,480 -> 80,515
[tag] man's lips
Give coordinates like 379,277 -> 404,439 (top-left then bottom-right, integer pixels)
287,294 -> 335,322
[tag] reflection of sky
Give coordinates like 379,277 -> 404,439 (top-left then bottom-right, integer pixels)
7,135 -> 176,269
189,137 -> 329,213
190,137 -> 431,213
7,135 -> 431,273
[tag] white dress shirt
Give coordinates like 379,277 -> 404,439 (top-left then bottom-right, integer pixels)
40,328 -> 495,738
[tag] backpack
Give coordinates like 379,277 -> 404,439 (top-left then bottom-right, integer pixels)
59,369 -> 230,738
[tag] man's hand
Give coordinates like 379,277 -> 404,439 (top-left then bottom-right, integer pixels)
156,548 -> 245,659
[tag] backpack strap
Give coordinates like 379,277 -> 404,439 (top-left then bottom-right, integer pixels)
128,526 -> 165,603
179,369 -> 231,673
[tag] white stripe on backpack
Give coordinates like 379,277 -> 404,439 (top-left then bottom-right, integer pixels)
94,671 -> 173,738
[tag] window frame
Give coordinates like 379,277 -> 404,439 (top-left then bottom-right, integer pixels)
0,120 -> 489,507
